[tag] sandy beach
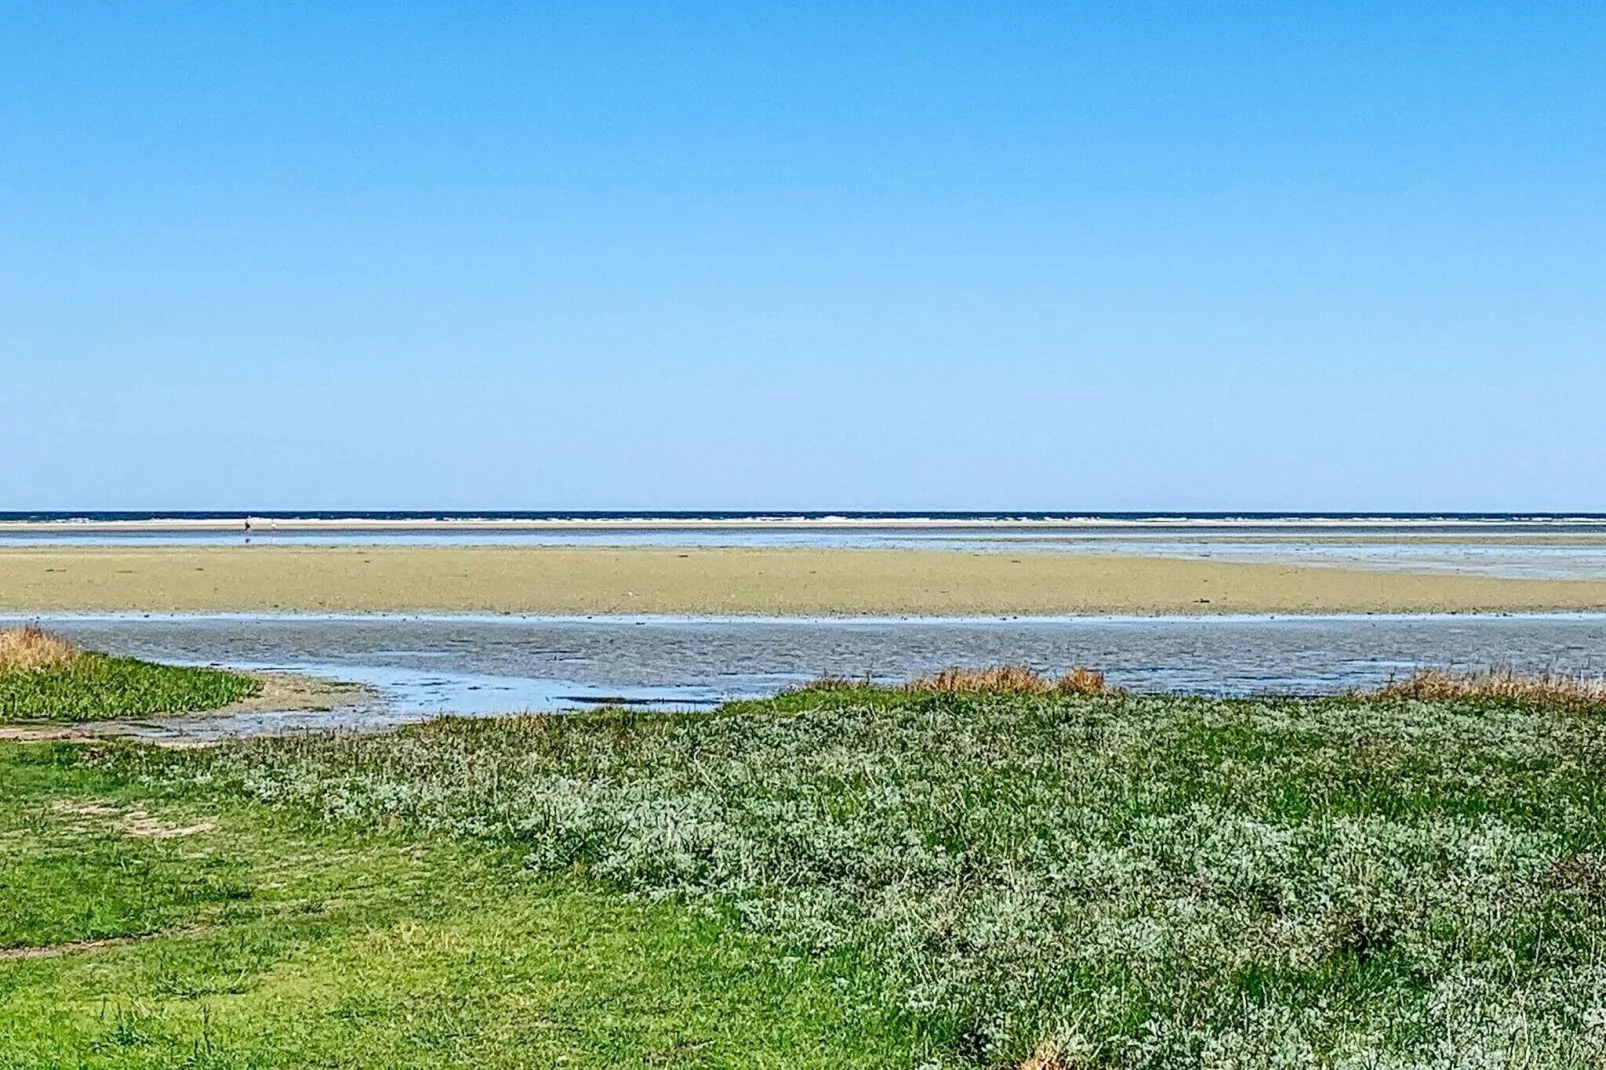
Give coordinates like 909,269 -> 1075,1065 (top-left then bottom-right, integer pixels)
3,545 -> 1606,616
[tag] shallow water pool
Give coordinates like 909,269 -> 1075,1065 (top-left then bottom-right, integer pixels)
9,612 -> 1606,740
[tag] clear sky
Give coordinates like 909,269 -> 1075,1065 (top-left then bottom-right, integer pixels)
3,3 -> 1602,512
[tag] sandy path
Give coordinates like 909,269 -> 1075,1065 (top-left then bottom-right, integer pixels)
2,546 -> 1606,616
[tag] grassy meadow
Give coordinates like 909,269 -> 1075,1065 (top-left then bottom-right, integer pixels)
8,670 -> 1606,1067
0,743 -> 909,1070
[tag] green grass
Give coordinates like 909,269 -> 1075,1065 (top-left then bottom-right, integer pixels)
0,743 -> 916,1069
10,685 -> 1606,1067
0,654 -> 259,723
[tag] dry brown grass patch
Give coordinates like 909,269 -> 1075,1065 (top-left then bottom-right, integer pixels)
908,664 -> 1114,695
0,625 -> 78,673
1375,668 -> 1606,708
1016,1037 -> 1089,1069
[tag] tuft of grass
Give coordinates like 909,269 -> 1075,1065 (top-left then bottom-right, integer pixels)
0,625 -> 79,673
0,653 -> 260,723
907,664 -> 1113,695
801,665 -> 1114,697
1375,667 -> 1606,709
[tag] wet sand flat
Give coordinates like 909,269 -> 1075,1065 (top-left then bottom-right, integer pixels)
4,546 -> 1606,616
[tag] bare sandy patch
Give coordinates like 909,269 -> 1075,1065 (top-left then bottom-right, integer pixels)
0,935 -> 143,961
49,799 -> 123,817
0,725 -> 102,743
214,672 -> 368,715
47,799 -> 215,838
119,812 -> 216,838
1,926 -> 213,961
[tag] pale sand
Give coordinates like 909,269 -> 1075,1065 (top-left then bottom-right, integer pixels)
212,672 -> 370,715
3,546 -> 1606,616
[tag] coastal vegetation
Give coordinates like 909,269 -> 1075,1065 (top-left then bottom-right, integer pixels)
1377,666 -> 1606,708
904,664 -> 1112,694
8,668 -> 1606,1066
0,742 -> 904,1069
0,627 -> 259,722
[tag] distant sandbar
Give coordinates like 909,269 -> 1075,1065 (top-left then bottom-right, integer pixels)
3,545 -> 1605,617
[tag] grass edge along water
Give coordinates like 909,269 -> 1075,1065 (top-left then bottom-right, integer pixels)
0,626 -> 259,722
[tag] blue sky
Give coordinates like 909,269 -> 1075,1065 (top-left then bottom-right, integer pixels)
3,3 -> 1602,511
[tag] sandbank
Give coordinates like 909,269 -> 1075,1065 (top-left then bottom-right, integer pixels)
2,545 -> 1606,616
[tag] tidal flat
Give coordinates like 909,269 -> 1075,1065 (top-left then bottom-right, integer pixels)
5,545 -> 1606,616
11,612 -> 1606,743
8,684 -> 1606,1067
